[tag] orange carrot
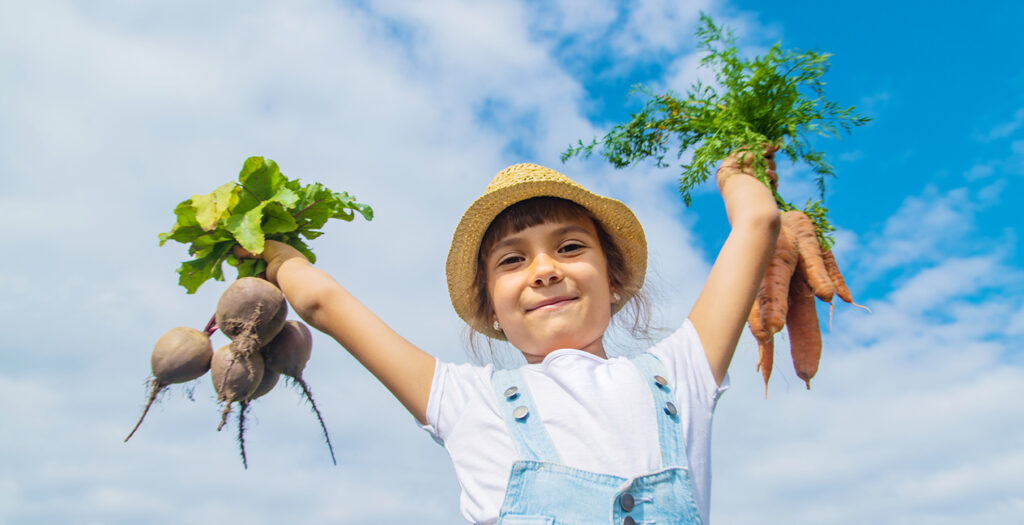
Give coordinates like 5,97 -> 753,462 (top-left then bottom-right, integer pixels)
781,210 -> 835,303
822,249 -> 869,309
747,299 -> 773,398
786,269 -> 821,389
758,221 -> 799,335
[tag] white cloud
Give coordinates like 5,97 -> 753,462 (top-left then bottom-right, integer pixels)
977,107 -> 1024,142
1,2 -> 1022,525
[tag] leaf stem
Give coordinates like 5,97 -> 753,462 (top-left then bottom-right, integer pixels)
292,199 -> 323,219
204,313 -> 218,336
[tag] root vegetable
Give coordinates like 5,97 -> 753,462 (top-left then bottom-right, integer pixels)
262,321 -> 336,465
758,221 -> 799,334
747,299 -> 773,398
211,343 -> 264,429
822,249 -> 870,307
216,277 -> 288,351
211,343 -> 265,468
781,210 -> 835,302
262,320 -> 312,377
250,368 -> 281,400
125,327 -> 212,442
786,270 -> 821,389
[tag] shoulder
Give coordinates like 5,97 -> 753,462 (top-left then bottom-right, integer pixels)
648,318 -> 729,406
423,359 -> 497,441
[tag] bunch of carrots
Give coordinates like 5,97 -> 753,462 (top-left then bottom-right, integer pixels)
563,15 -> 873,394
733,147 -> 869,395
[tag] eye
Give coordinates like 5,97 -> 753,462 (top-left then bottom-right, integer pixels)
497,254 -> 524,266
559,242 -> 585,253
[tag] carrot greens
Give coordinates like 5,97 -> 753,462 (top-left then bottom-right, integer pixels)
562,14 -> 869,249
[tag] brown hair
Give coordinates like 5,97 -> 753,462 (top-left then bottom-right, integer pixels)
465,197 -> 653,364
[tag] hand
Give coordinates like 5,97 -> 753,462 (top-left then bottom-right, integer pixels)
716,143 -> 779,194
233,240 -> 308,285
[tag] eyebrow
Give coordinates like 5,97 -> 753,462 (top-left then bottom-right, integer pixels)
490,224 -> 593,256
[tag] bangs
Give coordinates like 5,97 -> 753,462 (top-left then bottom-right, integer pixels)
479,197 -> 594,260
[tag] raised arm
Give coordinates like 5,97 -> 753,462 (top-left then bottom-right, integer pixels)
256,241 -> 436,424
688,148 -> 780,385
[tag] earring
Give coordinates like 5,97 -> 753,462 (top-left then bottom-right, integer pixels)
612,292 -> 621,303
493,320 -> 501,331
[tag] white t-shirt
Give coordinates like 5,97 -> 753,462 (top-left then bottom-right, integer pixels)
420,318 -> 728,524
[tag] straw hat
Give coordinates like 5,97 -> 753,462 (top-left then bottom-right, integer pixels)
446,163 -> 647,339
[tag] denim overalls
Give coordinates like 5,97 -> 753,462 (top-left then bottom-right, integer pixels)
490,352 -> 706,525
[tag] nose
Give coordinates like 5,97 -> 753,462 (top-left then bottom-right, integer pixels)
530,253 -> 562,287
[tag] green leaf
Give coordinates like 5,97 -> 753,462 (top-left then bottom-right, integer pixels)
159,200 -> 201,245
238,157 -> 287,202
175,242 -> 233,294
192,182 -> 239,231
224,203 -> 267,254
262,201 -> 298,234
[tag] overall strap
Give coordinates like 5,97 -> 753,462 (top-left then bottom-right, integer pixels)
630,352 -> 688,469
491,367 -> 561,463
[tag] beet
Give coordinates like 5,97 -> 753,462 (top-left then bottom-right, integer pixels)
250,368 -> 281,400
262,320 -> 312,378
152,326 -> 214,383
211,343 -> 265,417
211,343 -> 266,468
125,327 -> 213,442
262,320 -> 336,465
215,277 -> 288,350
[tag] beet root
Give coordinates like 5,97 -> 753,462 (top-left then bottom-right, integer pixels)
125,327 -> 214,442
263,321 -> 336,465
215,277 -> 288,350
211,343 -> 265,430
250,368 -> 281,400
152,326 -> 214,383
262,320 -> 312,378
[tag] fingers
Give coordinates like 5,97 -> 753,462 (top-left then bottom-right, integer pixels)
233,245 -> 259,259
717,143 -> 780,193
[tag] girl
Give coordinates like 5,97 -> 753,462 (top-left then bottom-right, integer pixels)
251,150 -> 779,524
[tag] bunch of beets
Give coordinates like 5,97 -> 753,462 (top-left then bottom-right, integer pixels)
124,277 -> 334,469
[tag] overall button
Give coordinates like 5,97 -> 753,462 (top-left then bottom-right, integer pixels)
504,386 -> 519,400
513,406 -> 529,420
622,517 -> 636,525
664,401 -> 678,416
653,375 -> 668,387
619,492 -> 635,512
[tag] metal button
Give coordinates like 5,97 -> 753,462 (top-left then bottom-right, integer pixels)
623,517 -> 636,525
504,386 -> 519,400
654,375 -> 668,387
664,401 -> 678,416
619,492 -> 635,512
513,405 -> 529,420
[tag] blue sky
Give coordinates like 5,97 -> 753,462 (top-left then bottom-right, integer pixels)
1,1 -> 1022,523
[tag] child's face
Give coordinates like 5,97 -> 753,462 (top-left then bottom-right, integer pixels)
484,215 -> 614,362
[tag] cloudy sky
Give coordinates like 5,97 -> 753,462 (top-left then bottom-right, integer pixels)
2,1 -> 1022,523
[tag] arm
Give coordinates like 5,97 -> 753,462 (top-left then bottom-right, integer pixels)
688,148 -> 780,386
259,241 -> 436,424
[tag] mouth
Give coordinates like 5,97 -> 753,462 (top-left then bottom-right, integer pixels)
526,296 -> 577,312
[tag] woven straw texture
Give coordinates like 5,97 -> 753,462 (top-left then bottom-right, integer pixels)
446,163 -> 647,339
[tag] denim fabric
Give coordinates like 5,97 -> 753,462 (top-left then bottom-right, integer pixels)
492,353 -> 705,525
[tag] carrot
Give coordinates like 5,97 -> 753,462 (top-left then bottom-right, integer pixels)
758,221 -> 799,335
781,210 -> 834,303
786,269 -> 821,389
747,299 -> 773,398
821,249 -> 871,329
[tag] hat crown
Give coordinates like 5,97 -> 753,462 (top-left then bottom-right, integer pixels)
486,163 -> 582,193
